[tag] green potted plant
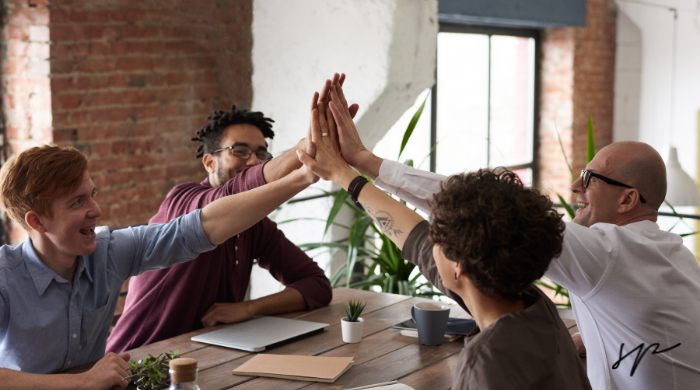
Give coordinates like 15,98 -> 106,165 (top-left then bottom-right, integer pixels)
341,298 -> 367,343
126,350 -> 179,390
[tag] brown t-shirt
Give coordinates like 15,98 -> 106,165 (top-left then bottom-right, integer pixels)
402,221 -> 591,390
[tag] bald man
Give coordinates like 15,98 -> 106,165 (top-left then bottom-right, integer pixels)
326,81 -> 700,390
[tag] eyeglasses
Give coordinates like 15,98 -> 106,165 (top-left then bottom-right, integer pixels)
211,144 -> 272,161
580,170 -> 646,203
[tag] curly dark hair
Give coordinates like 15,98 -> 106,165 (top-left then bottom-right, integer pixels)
429,169 -> 565,301
191,105 -> 275,158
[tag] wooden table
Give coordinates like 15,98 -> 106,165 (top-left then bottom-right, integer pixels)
123,288 -> 472,390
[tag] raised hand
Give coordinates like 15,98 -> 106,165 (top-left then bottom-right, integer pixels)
304,74 -> 359,158
327,80 -> 373,172
297,98 -> 356,185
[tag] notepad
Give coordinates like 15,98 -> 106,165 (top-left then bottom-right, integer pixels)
232,354 -> 354,383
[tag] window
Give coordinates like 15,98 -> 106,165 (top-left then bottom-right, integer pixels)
431,24 -> 540,185
375,24 -> 540,185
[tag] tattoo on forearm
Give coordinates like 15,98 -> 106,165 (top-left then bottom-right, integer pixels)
363,204 -> 403,237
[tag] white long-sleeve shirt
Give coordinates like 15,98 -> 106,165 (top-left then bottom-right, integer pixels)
374,159 -> 700,390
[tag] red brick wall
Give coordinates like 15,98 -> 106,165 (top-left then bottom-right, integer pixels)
2,0 -> 53,242
2,0 -> 252,243
538,0 -> 617,203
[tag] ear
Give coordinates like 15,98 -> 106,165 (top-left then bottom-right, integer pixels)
202,153 -> 216,175
617,189 -> 640,213
25,211 -> 47,234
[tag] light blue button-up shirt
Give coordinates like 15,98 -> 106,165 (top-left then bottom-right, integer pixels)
0,210 -> 215,374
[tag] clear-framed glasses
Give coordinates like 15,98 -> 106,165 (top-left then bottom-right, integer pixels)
211,144 -> 272,161
580,170 -> 646,203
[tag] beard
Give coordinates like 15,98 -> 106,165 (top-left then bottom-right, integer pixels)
215,164 -> 233,187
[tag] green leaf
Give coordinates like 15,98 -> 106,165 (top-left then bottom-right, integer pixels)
277,217 -> 351,230
557,194 -> 576,220
554,121 -> 575,183
587,114 -> 596,164
345,214 -> 375,287
324,190 -> 350,236
398,92 -> 429,160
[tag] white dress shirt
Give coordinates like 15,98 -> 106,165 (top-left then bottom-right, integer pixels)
374,159 -> 700,390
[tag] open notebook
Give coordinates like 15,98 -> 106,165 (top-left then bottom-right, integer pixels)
232,354 -> 354,383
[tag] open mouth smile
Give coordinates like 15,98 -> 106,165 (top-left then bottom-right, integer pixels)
79,226 -> 96,236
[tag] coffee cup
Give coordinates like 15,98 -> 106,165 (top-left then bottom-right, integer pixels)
411,301 -> 450,346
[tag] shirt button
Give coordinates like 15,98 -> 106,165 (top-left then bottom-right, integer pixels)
73,333 -> 77,339
235,246 -> 238,250
67,360 -> 71,366
70,301 -> 73,306
235,260 -> 239,265
385,176 -> 391,181
420,191 -> 426,196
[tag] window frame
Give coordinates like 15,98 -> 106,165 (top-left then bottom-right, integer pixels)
429,22 -> 542,186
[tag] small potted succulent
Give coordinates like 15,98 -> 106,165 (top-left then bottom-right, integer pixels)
341,298 -> 366,343
126,349 -> 179,390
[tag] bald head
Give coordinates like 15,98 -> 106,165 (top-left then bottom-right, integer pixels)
596,141 -> 667,210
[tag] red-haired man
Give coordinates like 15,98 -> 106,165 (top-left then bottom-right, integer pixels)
0,143 -> 316,390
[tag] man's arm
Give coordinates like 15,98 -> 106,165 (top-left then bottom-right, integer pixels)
200,167 -> 316,245
201,218 -> 332,327
262,73 -> 360,183
201,288 -> 306,327
0,352 -> 131,390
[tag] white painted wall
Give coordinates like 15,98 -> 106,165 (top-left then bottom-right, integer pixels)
613,0 -> 700,246
249,0 -> 438,298
614,0 -> 700,178
252,0 -> 437,154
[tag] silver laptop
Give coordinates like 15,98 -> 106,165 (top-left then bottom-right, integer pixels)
191,316 -> 329,352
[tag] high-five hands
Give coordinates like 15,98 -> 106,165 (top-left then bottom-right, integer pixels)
297,85 -> 358,189
304,74 -> 360,159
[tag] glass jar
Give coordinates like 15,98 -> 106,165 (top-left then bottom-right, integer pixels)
168,358 -> 201,390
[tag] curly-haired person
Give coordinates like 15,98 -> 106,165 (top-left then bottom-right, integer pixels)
329,77 -> 700,390
297,85 -> 592,389
108,75 -> 360,353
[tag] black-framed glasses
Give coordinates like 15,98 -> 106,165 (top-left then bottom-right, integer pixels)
580,170 -> 646,203
211,144 -> 272,161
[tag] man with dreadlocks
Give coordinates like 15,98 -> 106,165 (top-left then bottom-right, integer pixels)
108,77 -> 356,353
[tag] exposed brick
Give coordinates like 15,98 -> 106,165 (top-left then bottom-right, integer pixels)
4,59 -> 27,75
538,0 -> 616,203
2,0 -> 254,242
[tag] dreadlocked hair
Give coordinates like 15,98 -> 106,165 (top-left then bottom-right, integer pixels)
191,105 -> 275,158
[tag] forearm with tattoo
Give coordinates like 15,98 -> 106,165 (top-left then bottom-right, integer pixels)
362,204 -> 404,238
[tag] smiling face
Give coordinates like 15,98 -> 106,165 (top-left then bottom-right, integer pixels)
571,150 -> 628,227
203,124 -> 268,187
34,171 -> 102,261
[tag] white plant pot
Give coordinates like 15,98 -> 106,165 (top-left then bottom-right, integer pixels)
341,317 -> 364,343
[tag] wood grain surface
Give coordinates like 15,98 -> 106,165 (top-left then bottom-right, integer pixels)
67,288 -> 580,389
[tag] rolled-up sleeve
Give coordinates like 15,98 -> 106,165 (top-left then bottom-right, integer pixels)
253,218 -> 332,309
110,209 -> 217,279
402,220 -> 468,312
374,159 -> 445,215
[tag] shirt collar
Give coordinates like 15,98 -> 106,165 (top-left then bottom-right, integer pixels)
22,239 -> 92,295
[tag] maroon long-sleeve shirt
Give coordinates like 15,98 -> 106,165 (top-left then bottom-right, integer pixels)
107,164 -> 332,353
